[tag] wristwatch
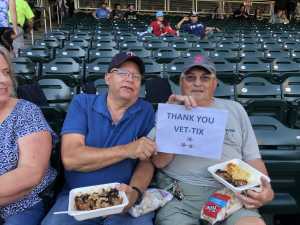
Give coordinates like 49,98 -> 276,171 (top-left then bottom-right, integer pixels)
131,186 -> 143,205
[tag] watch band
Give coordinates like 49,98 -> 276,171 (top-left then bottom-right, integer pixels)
131,186 -> 143,205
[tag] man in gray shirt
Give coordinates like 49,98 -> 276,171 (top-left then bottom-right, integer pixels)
151,55 -> 274,225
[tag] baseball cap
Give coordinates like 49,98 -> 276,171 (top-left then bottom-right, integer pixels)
156,11 -> 164,17
108,52 -> 145,74
190,11 -> 198,16
182,54 -> 216,76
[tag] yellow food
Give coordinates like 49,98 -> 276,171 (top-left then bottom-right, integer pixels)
226,163 -> 250,181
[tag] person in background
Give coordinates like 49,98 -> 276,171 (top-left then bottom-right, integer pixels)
110,3 -> 124,20
41,52 -> 156,225
9,0 -> 34,56
254,8 -> 263,21
243,0 -> 252,14
93,2 -> 110,19
0,0 -> 17,53
124,4 -> 137,20
233,4 -> 249,20
149,11 -> 177,37
176,11 -> 220,39
0,46 -> 57,225
150,54 -> 274,225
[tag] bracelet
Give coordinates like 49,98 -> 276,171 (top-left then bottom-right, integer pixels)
131,186 -> 143,205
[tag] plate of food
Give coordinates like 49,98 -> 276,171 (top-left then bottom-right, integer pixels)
68,183 -> 129,221
208,159 -> 271,193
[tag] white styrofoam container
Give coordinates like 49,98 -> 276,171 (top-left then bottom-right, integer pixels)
208,159 -> 271,193
68,183 -> 129,221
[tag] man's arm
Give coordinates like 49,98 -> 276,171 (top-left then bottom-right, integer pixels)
121,160 -> 155,210
61,134 -> 156,172
176,16 -> 189,30
152,152 -> 175,168
9,0 -> 17,35
24,1 -> 34,32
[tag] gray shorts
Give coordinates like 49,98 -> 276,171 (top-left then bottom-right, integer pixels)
155,171 -> 262,225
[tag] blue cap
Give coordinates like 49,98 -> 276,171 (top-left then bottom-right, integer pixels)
156,11 -> 164,17
108,52 -> 145,74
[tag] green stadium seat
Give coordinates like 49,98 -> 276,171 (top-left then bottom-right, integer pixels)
153,47 -> 180,64
88,48 -> 119,62
85,58 -> 111,81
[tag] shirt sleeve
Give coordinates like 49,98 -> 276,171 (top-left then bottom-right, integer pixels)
15,101 -> 53,139
61,94 -> 88,136
237,103 -> 261,160
23,1 -> 34,20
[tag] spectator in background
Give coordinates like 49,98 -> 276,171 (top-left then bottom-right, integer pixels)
176,11 -> 220,39
149,11 -> 177,37
254,8 -> 263,21
93,2 -> 110,19
233,4 -> 249,20
0,0 -> 17,53
0,46 -> 57,225
243,0 -> 252,14
9,0 -> 34,56
110,3 -> 124,20
124,4 -> 137,20
287,0 -> 297,21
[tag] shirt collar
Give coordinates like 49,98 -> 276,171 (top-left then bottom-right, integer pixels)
93,92 -> 143,121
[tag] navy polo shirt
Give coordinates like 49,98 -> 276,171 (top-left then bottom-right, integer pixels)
61,93 -> 155,190
182,22 -> 206,38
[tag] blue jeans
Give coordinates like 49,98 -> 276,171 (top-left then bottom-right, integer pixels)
4,201 -> 45,225
41,193 -> 154,225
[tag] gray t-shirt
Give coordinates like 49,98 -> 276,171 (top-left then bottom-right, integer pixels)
149,98 -> 261,188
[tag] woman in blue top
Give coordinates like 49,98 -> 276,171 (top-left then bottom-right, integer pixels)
0,46 -> 57,225
0,0 -> 17,52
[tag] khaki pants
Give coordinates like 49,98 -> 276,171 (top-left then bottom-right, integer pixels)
155,171 -> 261,225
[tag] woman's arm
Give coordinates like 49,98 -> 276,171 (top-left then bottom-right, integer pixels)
0,131 -> 52,206
9,0 -> 18,35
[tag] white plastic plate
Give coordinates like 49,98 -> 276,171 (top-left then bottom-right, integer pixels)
68,183 -> 128,221
208,159 -> 271,193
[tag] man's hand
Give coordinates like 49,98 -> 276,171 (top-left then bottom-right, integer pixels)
168,94 -> 198,109
182,16 -> 189,22
236,177 -> 274,209
124,137 -> 156,160
116,184 -> 139,212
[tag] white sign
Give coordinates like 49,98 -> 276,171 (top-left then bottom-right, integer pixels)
156,103 -> 229,159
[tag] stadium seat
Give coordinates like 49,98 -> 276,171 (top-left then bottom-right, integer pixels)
144,39 -> 168,51
165,57 -> 189,77
88,48 -> 119,62
119,40 -> 143,50
66,38 -> 90,49
71,32 -> 92,41
282,76 -> 300,102
143,57 -> 163,78
153,47 -> 180,64
246,99 -> 289,125
250,115 -> 300,215
46,31 -> 68,44
115,32 -> 137,42
193,40 -> 216,51
236,77 -> 282,104
35,37 -> 61,49
170,40 -> 192,51
92,40 -> 117,49
38,78 -> 76,111
209,49 -> 239,62
263,50 -> 290,62
85,58 -> 111,82
239,50 -> 264,61
181,47 -> 209,58
126,46 -> 151,58
212,58 -> 238,83
41,58 -> 81,82
160,34 -> 178,43
19,46 -> 52,63
214,80 -> 235,99
12,57 -> 36,82
56,46 -> 87,63
216,41 -> 240,51
272,59 -> 300,80
93,34 -> 115,42
238,59 -> 271,78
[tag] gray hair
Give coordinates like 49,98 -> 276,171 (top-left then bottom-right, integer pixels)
0,46 -> 18,97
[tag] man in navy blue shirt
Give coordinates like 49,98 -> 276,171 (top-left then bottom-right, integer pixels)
42,52 -> 157,225
176,11 -> 220,39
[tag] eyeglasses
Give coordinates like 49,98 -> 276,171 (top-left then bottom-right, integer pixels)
111,68 -> 142,82
183,74 -> 214,83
